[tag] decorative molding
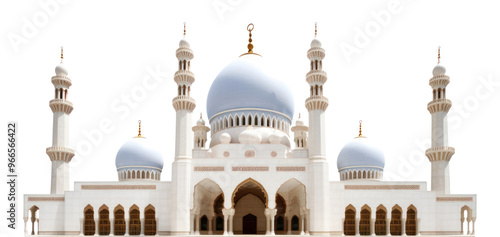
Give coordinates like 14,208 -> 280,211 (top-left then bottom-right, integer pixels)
232,166 -> 269,171
245,150 -> 255,158
27,197 -> 65,202
276,166 -> 306,172
436,197 -> 473,202
223,151 -> 230,157
194,166 -> 224,172
344,185 -> 420,190
81,185 -> 156,190
271,151 -> 277,157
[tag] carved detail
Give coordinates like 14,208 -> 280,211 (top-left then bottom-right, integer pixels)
81,185 -> 156,190
232,166 -> 269,171
245,150 -> 255,158
194,166 -> 225,172
344,185 -> 420,190
276,166 -> 306,172
27,197 -> 65,202
436,197 -> 473,202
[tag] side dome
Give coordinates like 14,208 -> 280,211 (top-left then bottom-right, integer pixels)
337,137 -> 385,180
206,54 -> 294,119
115,137 -> 163,181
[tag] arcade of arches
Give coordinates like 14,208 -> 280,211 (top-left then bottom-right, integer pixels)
191,178 -> 308,235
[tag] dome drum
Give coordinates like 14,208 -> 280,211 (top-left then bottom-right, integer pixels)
337,137 -> 385,181
115,137 -> 164,181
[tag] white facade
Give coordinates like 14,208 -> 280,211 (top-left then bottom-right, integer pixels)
24,25 -> 476,236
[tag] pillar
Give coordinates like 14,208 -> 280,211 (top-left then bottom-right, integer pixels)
265,213 -> 270,235
110,217 -> 114,236
270,209 -> 277,235
386,211 -> 391,236
460,217 -> 464,235
467,219 -> 471,235
140,217 -> 145,236
195,214 -> 200,235
306,211 -> 311,235
229,209 -> 235,235
94,217 -> 99,236
287,216 -> 292,235
222,209 -> 229,235
401,218 -> 406,236
125,218 -> 129,236
355,218 -> 359,236
370,218 -> 375,236
208,216 -> 213,235
300,215 -> 305,235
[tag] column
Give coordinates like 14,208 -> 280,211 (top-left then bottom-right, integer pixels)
208,216 -> 213,235
287,216 -> 292,235
269,209 -> 277,235
222,209 -> 229,235
190,213 -> 195,235
401,218 -> 406,236
471,217 -> 476,235
370,218 -> 375,236
141,217 -> 145,236
110,217 -> 114,236
355,217 -> 359,236
80,218 -> 84,236
229,209 -> 235,235
125,218 -> 129,236
195,214 -> 201,235
386,211 -> 391,236
467,219 -> 471,235
300,215 -> 305,235
36,219 -> 39,235
95,217 -> 99,236
265,213 -> 270,235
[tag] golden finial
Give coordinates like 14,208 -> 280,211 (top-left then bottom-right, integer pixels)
299,113 -> 301,119
314,22 -> 317,38
247,23 -> 254,53
60,46 -> 64,63
437,46 -> 441,64
200,113 -> 202,119
356,120 -> 366,138
135,120 -> 143,138
183,22 -> 186,38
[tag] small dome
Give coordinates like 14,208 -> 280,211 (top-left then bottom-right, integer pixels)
55,64 -> 68,76
238,126 -> 262,144
432,64 -> 446,76
197,118 -> 205,126
115,137 -> 164,171
269,132 -> 282,144
179,39 -> 190,48
220,132 -> 231,144
337,137 -> 385,171
310,38 -> 322,48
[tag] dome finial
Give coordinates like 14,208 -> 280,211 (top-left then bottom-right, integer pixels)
299,113 -> 301,119
314,22 -> 317,38
437,46 -> 441,64
183,22 -> 186,38
247,23 -> 254,53
200,112 -> 202,119
60,46 -> 63,63
135,120 -> 144,138
357,120 -> 366,138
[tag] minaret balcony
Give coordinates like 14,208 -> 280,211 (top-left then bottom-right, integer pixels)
427,99 -> 452,113
174,70 -> 195,84
49,99 -> 74,114
429,75 -> 450,87
176,48 -> 194,60
305,96 -> 329,111
46,146 -> 75,162
307,48 -> 325,59
425,146 -> 455,162
172,95 -> 196,112
51,75 -> 72,87
306,70 -> 327,84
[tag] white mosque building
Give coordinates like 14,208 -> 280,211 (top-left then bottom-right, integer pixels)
24,24 -> 477,236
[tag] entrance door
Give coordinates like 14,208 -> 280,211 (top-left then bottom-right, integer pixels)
243,214 -> 257,234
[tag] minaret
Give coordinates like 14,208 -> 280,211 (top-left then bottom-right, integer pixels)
305,23 -> 330,235
425,47 -> 454,195
171,23 -> 196,235
291,113 -> 308,148
46,47 -> 75,194
192,113 -> 210,149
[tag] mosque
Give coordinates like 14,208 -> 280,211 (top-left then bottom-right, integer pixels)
24,23 -> 476,236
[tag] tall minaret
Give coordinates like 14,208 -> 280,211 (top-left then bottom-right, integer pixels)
305,23 -> 330,235
425,47 -> 454,195
46,47 -> 75,194
171,23 -> 196,235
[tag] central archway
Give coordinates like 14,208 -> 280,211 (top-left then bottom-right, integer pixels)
232,178 -> 268,234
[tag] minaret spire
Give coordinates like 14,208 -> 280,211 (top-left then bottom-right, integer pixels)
183,22 -> 186,38
426,47 -> 454,195
314,22 -> 317,38
60,46 -> 63,63
46,47 -> 75,194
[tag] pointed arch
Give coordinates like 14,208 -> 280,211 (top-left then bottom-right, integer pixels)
255,114 -> 259,126
248,113 -> 253,125
98,205 -> 110,235
229,115 -> 234,127
437,88 -> 441,99
344,205 -> 356,236
145,204 -> 156,236
375,205 -> 387,235
406,205 -> 417,235
235,115 -> 240,126
261,115 -> 265,127
200,215 -> 208,231
242,114 -> 246,126
390,205 -> 402,235
267,116 -> 271,127
360,205 -> 371,235
84,205 -> 95,236
129,204 -> 141,235
232,178 -> 268,207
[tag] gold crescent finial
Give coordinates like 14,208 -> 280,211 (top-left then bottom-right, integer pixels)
437,46 -> 441,64
315,22 -> 317,38
200,113 -> 202,119
359,120 -> 363,137
247,23 -> 254,53
183,22 -> 186,38
136,120 -> 143,138
60,46 -> 64,63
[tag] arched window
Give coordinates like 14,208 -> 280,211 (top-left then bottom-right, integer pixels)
248,115 -> 252,125
310,86 -> 313,96
267,117 -> 270,127
437,88 -> 441,99
59,88 -> 63,99
188,61 -> 191,70
224,118 -> 228,128
114,208 -> 125,235
255,115 -> 259,126
179,61 -> 182,70
443,88 -> 446,99
433,90 -> 436,100
310,61 -> 313,71
142,171 -> 145,179
65,89 -> 68,99
145,206 -> 156,236
216,216 -> 224,231
129,207 -> 141,235
183,85 -> 187,96
315,60 -> 318,70
235,115 -> 240,126
276,216 -> 284,231
360,208 -> 371,235
261,116 -> 265,127
363,170 -> 366,179
84,206 -> 95,236
99,206 -> 110,235
315,85 -> 319,96
242,115 -> 246,126
183,60 -> 187,70
200,215 -> 208,231
29,206 -> 39,235
291,216 -> 299,231
406,207 -> 417,235
344,208 -> 355,235
390,208 -> 402,235
353,171 -> 357,179
229,116 -> 233,127
375,208 -> 387,235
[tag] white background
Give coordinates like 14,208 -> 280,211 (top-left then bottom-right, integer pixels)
1,0 -> 499,236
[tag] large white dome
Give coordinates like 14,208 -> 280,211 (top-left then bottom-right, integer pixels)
206,54 -> 294,120
115,137 -> 164,171
337,137 -> 385,172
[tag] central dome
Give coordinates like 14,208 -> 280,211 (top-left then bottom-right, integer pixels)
206,54 -> 294,120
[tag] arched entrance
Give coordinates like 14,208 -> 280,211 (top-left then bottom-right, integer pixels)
276,179 -> 307,235
232,178 -> 268,235
192,179 -> 224,235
